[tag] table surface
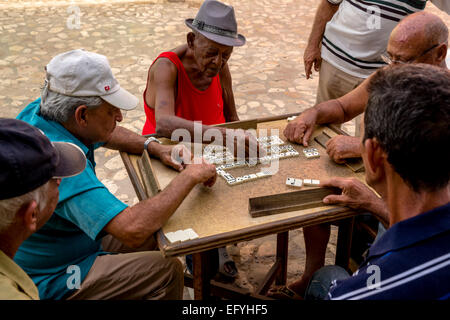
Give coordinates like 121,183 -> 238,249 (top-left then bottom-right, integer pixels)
122,119 -> 366,257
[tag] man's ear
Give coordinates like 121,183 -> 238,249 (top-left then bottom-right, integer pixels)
435,43 -> 448,65
364,138 -> 386,179
187,32 -> 195,49
18,200 -> 38,235
74,105 -> 89,127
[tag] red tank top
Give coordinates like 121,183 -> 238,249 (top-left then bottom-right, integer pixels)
142,51 -> 225,135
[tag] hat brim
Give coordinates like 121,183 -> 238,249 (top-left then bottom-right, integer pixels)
185,19 -> 246,47
52,142 -> 87,178
101,87 -> 139,111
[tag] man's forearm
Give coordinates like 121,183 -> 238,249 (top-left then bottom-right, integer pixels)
307,0 -> 340,48
156,114 -> 227,144
314,99 -> 347,125
105,170 -> 198,248
104,126 -> 146,154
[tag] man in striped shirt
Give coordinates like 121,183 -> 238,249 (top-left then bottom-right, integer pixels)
305,64 -> 450,299
273,11 -> 449,300
304,0 -> 449,135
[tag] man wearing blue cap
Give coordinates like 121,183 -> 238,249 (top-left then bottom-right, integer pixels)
15,49 -> 217,300
0,119 -> 86,300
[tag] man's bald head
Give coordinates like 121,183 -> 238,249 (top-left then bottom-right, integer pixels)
387,12 -> 448,67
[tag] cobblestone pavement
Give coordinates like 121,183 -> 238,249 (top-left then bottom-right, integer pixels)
1,0 -> 448,298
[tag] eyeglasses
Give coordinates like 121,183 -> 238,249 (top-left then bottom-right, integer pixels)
381,43 -> 440,65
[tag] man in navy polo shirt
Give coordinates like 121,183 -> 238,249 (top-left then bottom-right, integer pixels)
304,63 -> 450,300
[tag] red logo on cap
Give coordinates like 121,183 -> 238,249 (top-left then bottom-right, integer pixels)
105,86 -> 110,92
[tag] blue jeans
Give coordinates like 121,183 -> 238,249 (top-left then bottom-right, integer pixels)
304,222 -> 387,300
304,265 -> 350,300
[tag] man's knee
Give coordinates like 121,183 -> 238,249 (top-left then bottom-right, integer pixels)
150,255 -> 184,300
304,265 -> 350,300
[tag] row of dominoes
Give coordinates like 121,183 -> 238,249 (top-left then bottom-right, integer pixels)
216,160 -> 248,171
258,150 -> 300,163
257,135 -> 284,143
303,147 -> 320,159
286,177 -> 320,188
165,228 -> 199,243
215,148 -> 299,171
217,169 -> 274,185
264,144 -> 296,154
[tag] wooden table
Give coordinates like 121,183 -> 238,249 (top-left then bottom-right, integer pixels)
120,114 -> 366,300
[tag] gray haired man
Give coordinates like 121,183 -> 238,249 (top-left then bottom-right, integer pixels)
15,49 -> 217,300
0,118 -> 86,299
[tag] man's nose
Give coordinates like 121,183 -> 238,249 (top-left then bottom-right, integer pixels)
213,54 -> 222,66
116,109 -> 124,122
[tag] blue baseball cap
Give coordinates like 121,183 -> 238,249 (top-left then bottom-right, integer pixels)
0,118 -> 86,200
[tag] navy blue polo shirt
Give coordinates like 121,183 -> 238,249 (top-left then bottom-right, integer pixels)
328,202 -> 450,300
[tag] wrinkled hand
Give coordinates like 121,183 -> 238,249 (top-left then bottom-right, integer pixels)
283,108 -> 318,146
326,135 -> 361,164
156,144 -> 192,172
321,177 -> 385,213
304,44 -> 322,80
184,158 -> 217,187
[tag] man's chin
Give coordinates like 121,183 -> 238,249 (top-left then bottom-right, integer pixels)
206,69 -> 219,77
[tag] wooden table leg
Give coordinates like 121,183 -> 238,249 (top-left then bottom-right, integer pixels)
335,217 -> 355,272
275,231 -> 289,285
193,250 -> 218,300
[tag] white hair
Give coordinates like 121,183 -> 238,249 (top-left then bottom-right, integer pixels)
40,83 -> 103,123
0,181 -> 51,232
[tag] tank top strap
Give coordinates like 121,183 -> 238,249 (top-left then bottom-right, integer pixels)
153,51 -> 184,70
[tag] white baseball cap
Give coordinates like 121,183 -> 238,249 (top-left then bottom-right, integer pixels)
45,49 -> 138,110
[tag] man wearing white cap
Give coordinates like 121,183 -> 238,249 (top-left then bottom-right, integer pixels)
15,49 -> 217,300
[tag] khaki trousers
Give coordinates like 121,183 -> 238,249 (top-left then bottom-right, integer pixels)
66,235 -> 184,300
316,59 -> 365,136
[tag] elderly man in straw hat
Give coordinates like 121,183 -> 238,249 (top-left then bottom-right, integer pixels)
142,0 -> 250,278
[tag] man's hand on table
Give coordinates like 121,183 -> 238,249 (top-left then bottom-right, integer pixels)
326,135 -> 362,164
283,108 -> 318,146
153,144 -> 192,172
321,177 -> 389,224
183,158 -> 217,187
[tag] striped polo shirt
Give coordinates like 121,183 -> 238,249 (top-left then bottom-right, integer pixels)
322,0 -> 450,78
328,202 -> 450,300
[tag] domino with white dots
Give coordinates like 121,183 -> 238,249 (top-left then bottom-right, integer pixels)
303,147 -> 320,159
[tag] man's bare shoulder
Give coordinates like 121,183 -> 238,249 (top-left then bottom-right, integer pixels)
150,44 -> 188,79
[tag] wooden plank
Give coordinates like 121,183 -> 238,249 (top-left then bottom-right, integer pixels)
120,152 -> 147,201
137,150 -> 161,196
257,259 -> 282,295
214,119 -> 257,130
314,132 -> 330,149
249,187 -> 342,218
335,217 -> 355,273
275,232 -> 289,286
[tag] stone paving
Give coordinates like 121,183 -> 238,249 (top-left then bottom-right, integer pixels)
1,0 -> 448,298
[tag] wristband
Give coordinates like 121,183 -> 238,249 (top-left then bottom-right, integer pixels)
144,137 -> 162,151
